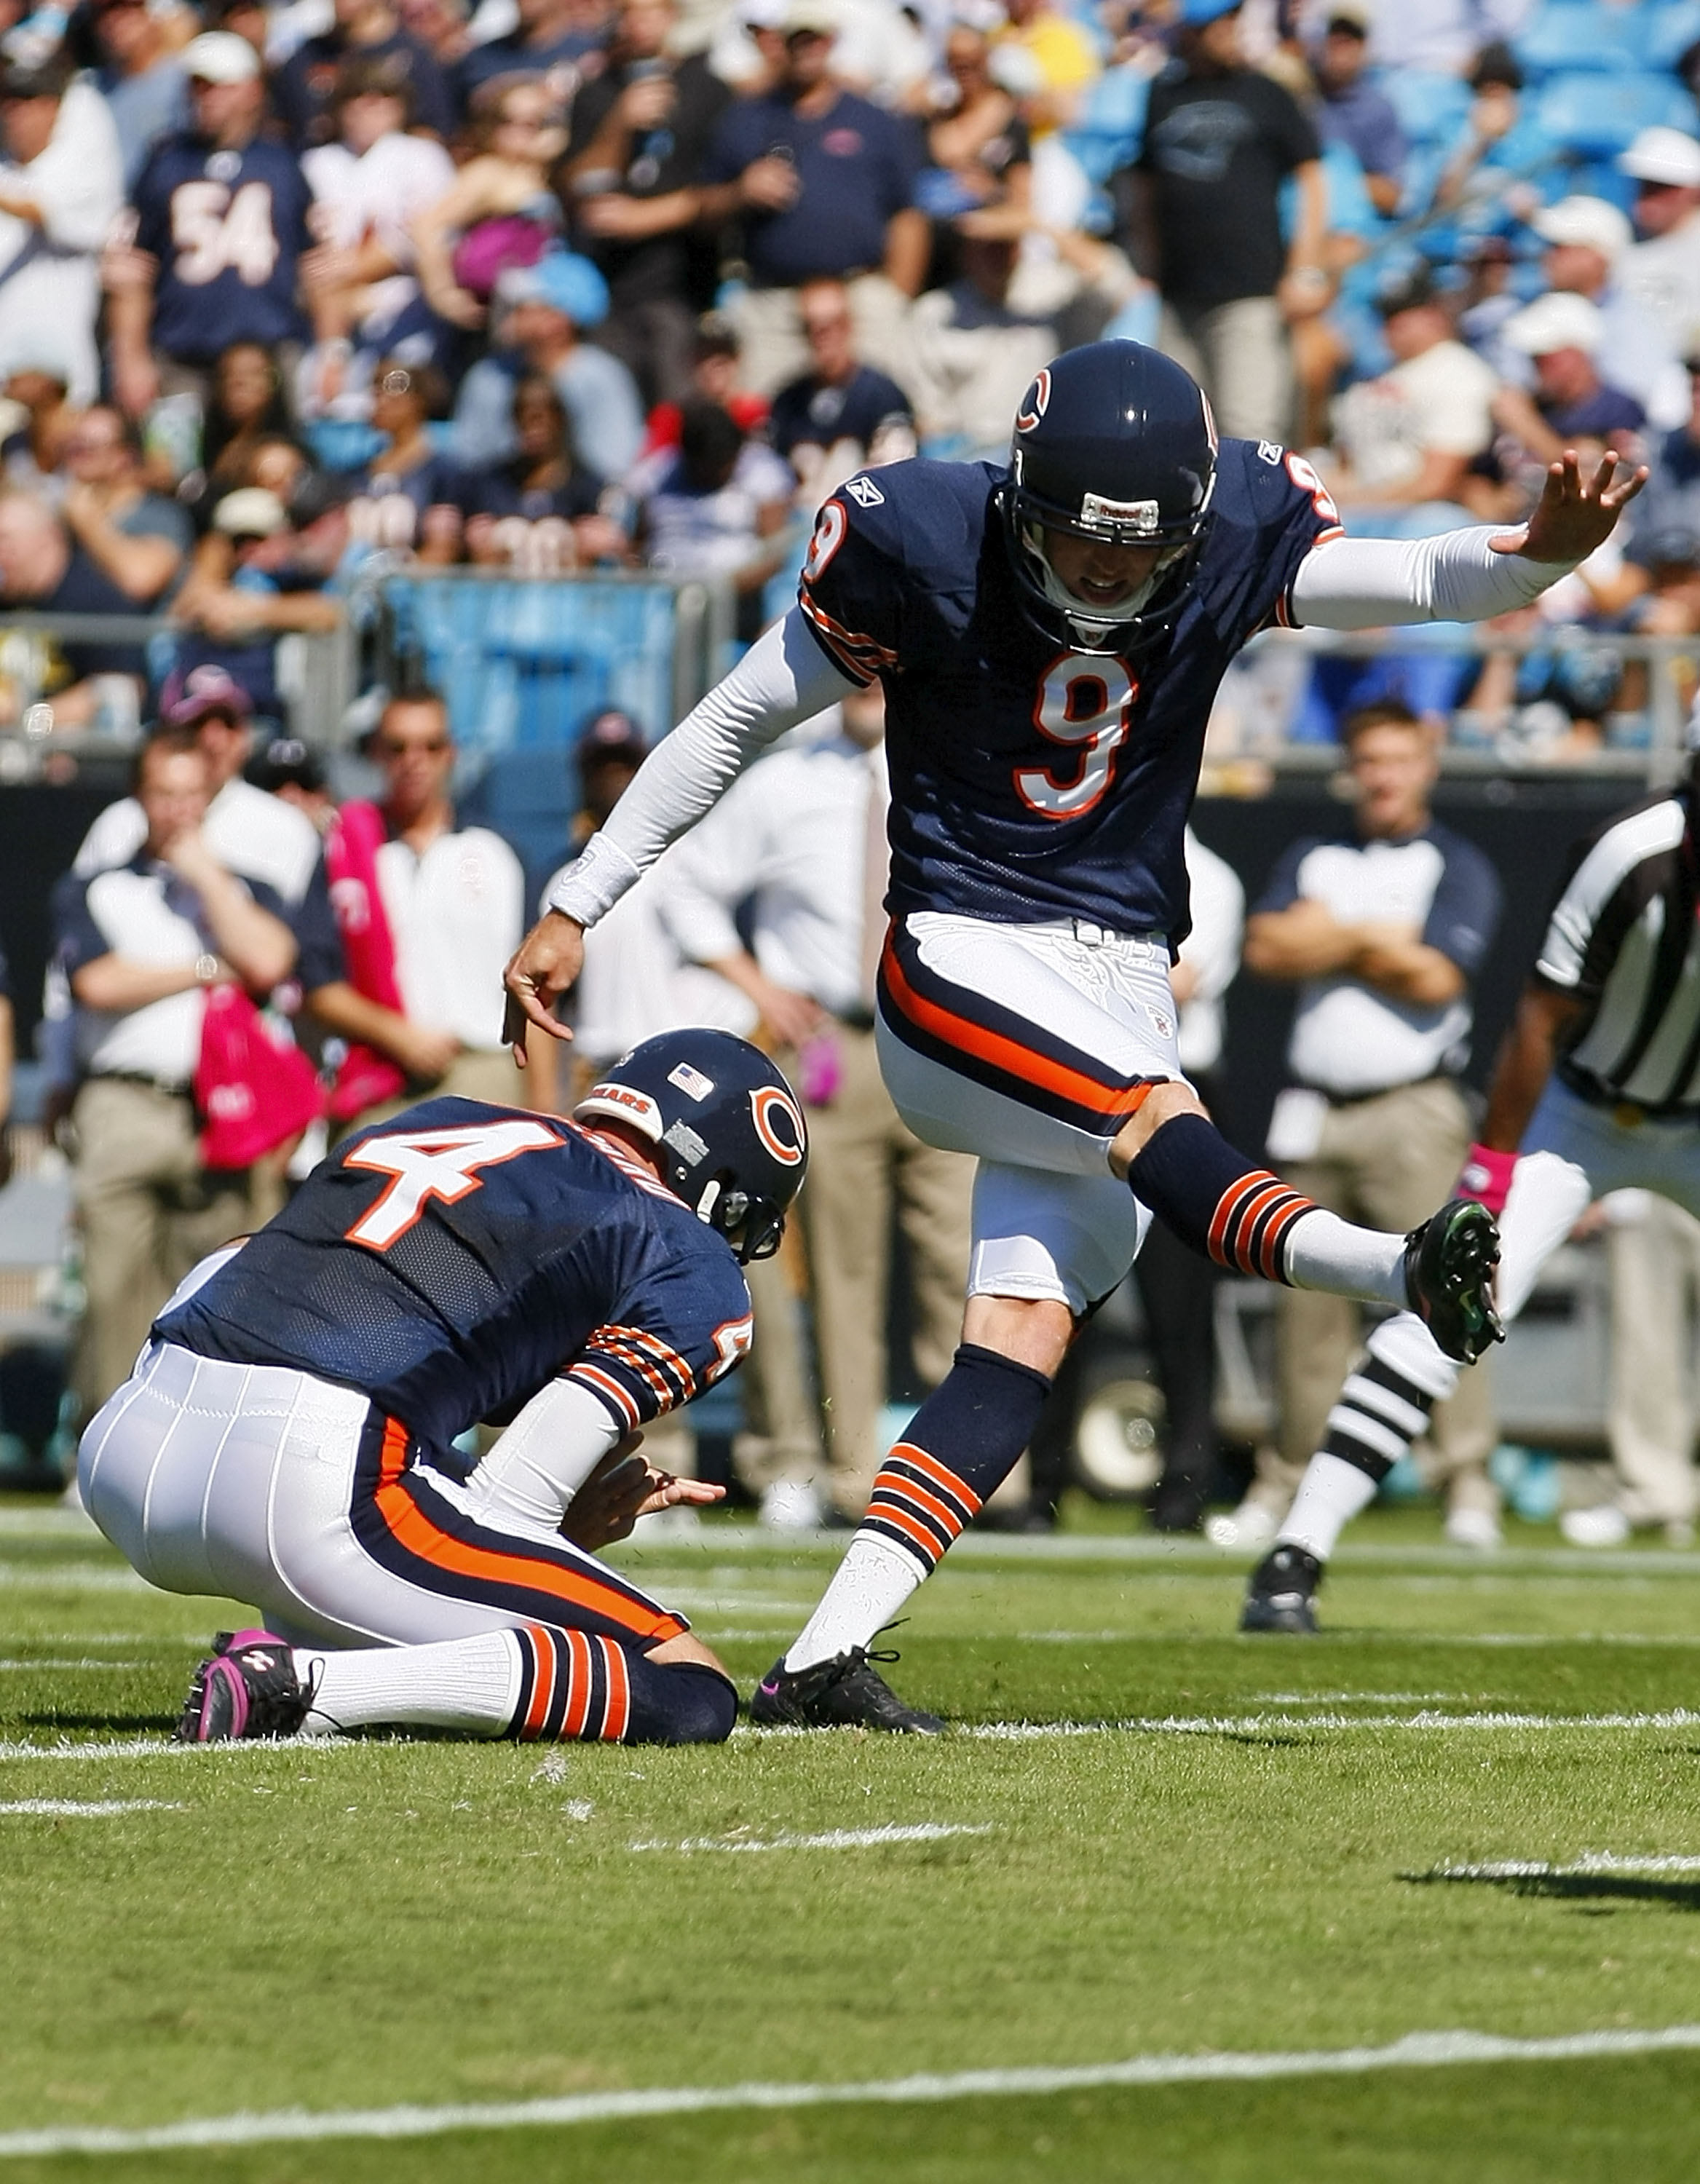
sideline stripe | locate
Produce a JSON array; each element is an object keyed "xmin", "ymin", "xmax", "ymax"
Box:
[
  {"xmin": 6, "ymin": 2025, "xmax": 1700, "ymax": 2158},
  {"xmin": 965, "ymin": 1709, "xmax": 1700, "ymax": 1738},
  {"xmin": 1433, "ymin": 1853, "xmax": 1700, "ymax": 1880},
  {"xmin": 628, "ymin": 1823, "xmax": 994, "ymax": 1855}
]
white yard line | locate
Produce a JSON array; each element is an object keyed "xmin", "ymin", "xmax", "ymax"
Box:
[
  {"xmin": 0, "ymin": 1660, "xmax": 141, "ymax": 1671},
  {"xmin": 0, "ymin": 1800, "xmax": 183, "ymax": 1816},
  {"xmin": 0, "ymin": 1564, "xmax": 146, "ymax": 1591},
  {"xmin": 1433, "ymin": 1853, "xmax": 1700, "ymax": 1880},
  {"xmin": 628, "ymin": 1823, "xmax": 994, "ymax": 1855},
  {"xmin": 962, "ymin": 1709, "xmax": 1700, "ymax": 1738},
  {"xmin": 5, "ymin": 2025, "xmax": 1700, "ymax": 2158}
]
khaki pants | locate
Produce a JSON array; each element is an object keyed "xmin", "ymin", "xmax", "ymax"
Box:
[
  {"xmin": 1606, "ymin": 1195, "xmax": 1700, "ymax": 1527},
  {"xmin": 1252, "ymin": 1077, "xmax": 1497, "ymax": 1518},
  {"xmin": 1157, "ymin": 296, "xmax": 1293, "ymax": 446},
  {"xmin": 793, "ymin": 1024, "xmax": 975, "ymax": 1516},
  {"xmin": 332, "ymin": 1048, "xmax": 526, "ymax": 1143},
  {"xmin": 71, "ymin": 1078, "xmax": 252, "ymax": 1417},
  {"xmin": 729, "ymin": 274, "xmax": 918, "ymax": 400}
]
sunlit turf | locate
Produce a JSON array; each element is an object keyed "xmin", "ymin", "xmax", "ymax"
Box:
[{"xmin": 1, "ymin": 1494, "xmax": 1699, "ymax": 2179}]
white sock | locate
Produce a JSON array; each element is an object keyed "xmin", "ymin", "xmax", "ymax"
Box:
[
  {"xmin": 1277, "ymin": 1452, "xmax": 1380, "ymax": 1563},
  {"xmin": 784, "ymin": 1535, "xmax": 928, "ymax": 1673},
  {"xmin": 1282, "ymin": 1208, "xmax": 1407, "ymax": 1306},
  {"xmin": 296, "ymin": 1631, "xmax": 522, "ymax": 1737}
]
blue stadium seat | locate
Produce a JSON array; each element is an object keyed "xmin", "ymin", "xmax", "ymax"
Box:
[
  {"xmin": 1517, "ymin": 4, "xmax": 1644, "ymax": 76},
  {"xmin": 1535, "ymin": 68, "xmax": 1700, "ymax": 152},
  {"xmin": 1059, "ymin": 65, "xmax": 1147, "ymax": 184},
  {"xmin": 1643, "ymin": 0, "xmax": 1700, "ymax": 71},
  {"xmin": 1374, "ymin": 69, "xmax": 1471, "ymax": 147},
  {"xmin": 454, "ymin": 747, "xmax": 578, "ymax": 914},
  {"xmin": 381, "ymin": 575, "xmax": 683, "ymax": 764}
]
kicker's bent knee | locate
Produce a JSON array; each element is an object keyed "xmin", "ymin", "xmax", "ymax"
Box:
[{"xmin": 1108, "ymin": 1082, "xmax": 1209, "ymax": 1179}]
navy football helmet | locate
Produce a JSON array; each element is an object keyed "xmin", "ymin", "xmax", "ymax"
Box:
[
  {"xmin": 575, "ymin": 1029, "xmax": 808, "ymax": 1263},
  {"xmin": 1000, "ymin": 340, "xmax": 1217, "ymax": 655}
]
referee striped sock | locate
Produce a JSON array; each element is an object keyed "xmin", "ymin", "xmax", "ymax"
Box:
[{"xmin": 1278, "ymin": 1322, "xmax": 1460, "ymax": 1564}]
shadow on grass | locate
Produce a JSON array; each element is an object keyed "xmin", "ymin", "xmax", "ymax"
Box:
[
  {"xmin": 15, "ymin": 1711, "xmax": 173, "ymax": 1733},
  {"xmin": 1404, "ymin": 1869, "xmax": 1700, "ymax": 1912}
]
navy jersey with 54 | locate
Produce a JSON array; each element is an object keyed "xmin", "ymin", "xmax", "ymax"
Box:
[
  {"xmin": 798, "ymin": 440, "xmax": 1341, "ymax": 943},
  {"xmin": 133, "ymin": 136, "xmax": 312, "ymax": 362},
  {"xmin": 155, "ymin": 1099, "xmax": 754, "ymax": 1450}
]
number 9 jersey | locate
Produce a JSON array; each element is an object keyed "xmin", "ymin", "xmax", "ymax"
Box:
[{"xmin": 798, "ymin": 445, "xmax": 1341, "ymax": 946}]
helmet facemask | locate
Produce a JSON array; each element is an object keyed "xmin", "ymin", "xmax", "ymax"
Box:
[{"xmin": 1002, "ymin": 464, "xmax": 1214, "ymax": 657}]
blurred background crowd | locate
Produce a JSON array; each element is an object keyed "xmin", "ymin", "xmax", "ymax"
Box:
[{"xmin": 2, "ymin": 0, "xmax": 1700, "ymax": 1549}]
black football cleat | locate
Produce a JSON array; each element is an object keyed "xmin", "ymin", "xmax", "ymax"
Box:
[
  {"xmin": 1402, "ymin": 1198, "xmax": 1503, "ymax": 1365},
  {"xmin": 749, "ymin": 1646, "xmax": 944, "ymax": 1734},
  {"xmin": 1240, "ymin": 1544, "xmax": 1323, "ymax": 1634},
  {"xmin": 175, "ymin": 1629, "xmax": 316, "ymax": 1743}
]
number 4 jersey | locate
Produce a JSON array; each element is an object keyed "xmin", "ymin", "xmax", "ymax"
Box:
[
  {"xmin": 133, "ymin": 134, "xmax": 312, "ymax": 363},
  {"xmin": 154, "ymin": 1099, "xmax": 754, "ymax": 1450},
  {"xmin": 799, "ymin": 443, "xmax": 1341, "ymax": 944}
]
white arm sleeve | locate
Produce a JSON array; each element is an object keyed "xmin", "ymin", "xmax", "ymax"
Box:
[
  {"xmin": 545, "ymin": 608, "xmax": 860, "ymax": 927},
  {"xmin": 1288, "ymin": 528, "xmax": 1580, "ymax": 631},
  {"xmin": 462, "ymin": 1376, "xmax": 623, "ymax": 1535}
]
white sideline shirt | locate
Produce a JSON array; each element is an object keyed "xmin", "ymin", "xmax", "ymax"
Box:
[
  {"xmin": 540, "ymin": 846, "xmax": 754, "ymax": 1071},
  {"xmin": 660, "ymin": 720, "xmax": 880, "ymax": 1019},
  {"xmin": 377, "ymin": 825, "xmax": 524, "ymax": 1053},
  {"xmin": 76, "ymin": 778, "xmax": 323, "ymax": 906},
  {"xmin": 1175, "ymin": 828, "xmax": 1244, "ymax": 1078}
]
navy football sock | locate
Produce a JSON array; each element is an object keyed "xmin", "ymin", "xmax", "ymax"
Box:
[
  {"xmin": 785, "ymin": 1345, "xmax": 1052, "ymax": 1672},
  {"xmin": 507, "ymin": 1626, "xmax": 737, "ymax": 1744},
  {"xmin": 1126, "ymin": 1113, "xmax": 1317, "ymax": 1283}
]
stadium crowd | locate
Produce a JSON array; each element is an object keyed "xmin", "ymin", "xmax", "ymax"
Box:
[{"xmin": 4, "ymin": 0, "xmax": 1700, "ymax": 1551}]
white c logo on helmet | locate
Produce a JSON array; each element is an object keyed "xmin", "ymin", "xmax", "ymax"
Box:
[
  {"xmin": 751, "ymin": 1086, "xmax": 806, "ymax": 1166},
  {"xmin": 1014, "ymin": 368, "xmax": 1051, "ymax": 434}
]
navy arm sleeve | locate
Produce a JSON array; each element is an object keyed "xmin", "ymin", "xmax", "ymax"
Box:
[
  {"xmin": 50, "ymin": 873, "xmax": 108, "ymax": 975},
  {"xmin": 795, "ymin": 481, "xmax": 906, "ymax": 685},
  {"xmin": 563, "ymin": 1246, "xmax": 754, "ymax": 1431}
]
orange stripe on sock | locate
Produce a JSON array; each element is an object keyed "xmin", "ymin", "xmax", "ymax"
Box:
[
  {"xmin": 599, "ymin": 1637, "xmax": 630, "ymax": 1742},
  {"xmin": 523, "ymin": 1626, "xmax": 555, "ymax": 1741},
  {"xmin": 867, "ymin": 1500, "xmax": 947, "ymax": 1562},
  {"xmin": 1207, "ymin": 1169, "xmax": 1270, "ymax": 1265},
  {"xmin": 880, "ymin": 938, "xmax": 1155, "ymax": 1124},
  {"xmin": 1225, "ymin": 1180, "xmax": 1291, "ymax": 1275},
  {"xmin": 1258, "ymin": 1197, "xmax": 1310, "ymax": 1283},
  {"xmin": 561, "ymin": 1629, "xmax": 592, "ymax": 1738},
  {"xmin": 873, "ymin": 1470, "xmax": 967, "ymax": 1543},
  {"xmin": 888, "ymin": 1444, "xmax": 983, "ymax": 1516}
]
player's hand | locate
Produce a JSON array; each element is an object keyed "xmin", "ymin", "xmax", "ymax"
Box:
[
  {"xmin": 1495, "ymin": 448, "xmax": 1648, "ymax": 565},
  {"xmin": 502, "ymin": 909, "xmax": 584, "ymax": 1064},
  {"xmin": 560, "ymin": 1443, "xmax": 726, "ymax": 1550}
]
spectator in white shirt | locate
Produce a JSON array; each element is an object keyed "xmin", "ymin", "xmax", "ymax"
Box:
[
  {"xmin": 1530, "ymin": 194, "xmax": 1690, "ymax": 435},
  {"xmin": 1618, "ymin": 127, "xmax": 1700, "ymax": 365},
  {"xmin": 663, "ymin": 685, "xmax": 980, "ymax": 1526},
  {"xmin": 1329, "ymin": 266, "xmax": 1498, "ymax": 513},
  {"xmin": 0, "ymin": 54, "xmax": 124, "ymax": 403},
  {"xmin": 305, "ymin": 687, "xmax": 526, "ymax": 1131},
  {"xmin": 297, "ymin": 51, "xmax": 456, "ymax": 418}
]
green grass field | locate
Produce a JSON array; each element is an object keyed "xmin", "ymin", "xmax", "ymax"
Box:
[{"xmin": 3, "ymin": 1495, "xmax": 1700, "ymax": 2179}]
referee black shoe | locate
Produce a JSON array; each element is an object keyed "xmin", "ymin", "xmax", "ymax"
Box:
[
  {"xmin": 750, "ymin": 1646, "xmax": 944, "ymax": 1734},
  {"xmin": 1240, "ymin": 1545, "xmax": 1322, "ymax": 1634},
  {"xmin": 1401, "ymin": 1198, "xmax": 1503, "ymax": 1364}
]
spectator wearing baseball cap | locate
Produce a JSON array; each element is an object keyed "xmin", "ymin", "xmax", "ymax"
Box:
[
  {"xmin": 109, "ymin": 35, "xmax": 315, "ymax": 423},
  {"xmin": 449, "ymin": 248, "xmax": 647, "ymax": 480},
  {"xmin": 1619, "ymin": 128, "xmax": 1700, "ymax": 363},
  {"xmin": 1329, "ymin": 266, "xmax": 1498, "ymax": 513},
  {"xmin": 1493, "ymin": 290, "xmax": 1646, "ymax": 478},
  {"xmin": 1128, "ymin": 0, "xmax": 1325, "ymax": 441},
  {"xmin": 73, "ymin": 670, "xmax": 323, "ymax": 909},
  {"xmin": 1310, "ymin": 2, "xmax": 1406, "ymax": 218},
  {"xmin": 1530, "ymin": 194, "xmax": 1689, "ymax": 434},
  {"xmin": 0, "ymin": 51, "xmax": 122, "ymax": 403}
]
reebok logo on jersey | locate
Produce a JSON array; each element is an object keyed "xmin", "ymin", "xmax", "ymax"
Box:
[
  {"xmin": 1257, "ymin": 441, "xmax": 1282, "ymax": 464},
  {"xmin": 845, "ymin": 475, "xmax": 885, "ymax": 508}
]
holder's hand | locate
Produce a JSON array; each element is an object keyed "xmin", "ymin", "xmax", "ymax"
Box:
[{"xmin": 502, "ymin": 909, "xmax": 584, "ymax": 1064}]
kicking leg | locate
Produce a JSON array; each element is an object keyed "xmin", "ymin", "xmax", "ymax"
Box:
[
  {"xmin": 1111, "ymin": 1093, "xmax": 1501, "ymax": 1366},
  {"xmin": 1241, "ymin": 1148, "xmax": 1594, "ymax": 1632}
]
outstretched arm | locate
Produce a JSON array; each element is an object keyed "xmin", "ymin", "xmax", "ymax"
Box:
[
  {"xmin": 1479, "ymin": 981, "xmax": 1585, "ymax": 1154},
  {"xmin": 502, "ymin": 608, "xmax": 858, "ymax": 1053},
  {"xmin": 1290, "ymin": 451, "xmax": 1647, "ymax": 630}
]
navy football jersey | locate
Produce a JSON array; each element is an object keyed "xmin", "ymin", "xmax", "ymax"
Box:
[
  {"xmin": 796, "ymin": 443, "xmax": 1342, "ymax": 943},
  {"xmin": 155, "ymin": 1099, "xmax": 754, "ymax": 1448},
  {"xmin": 133, "ymin": 135, "xmax": 312, "ymax": 361}
]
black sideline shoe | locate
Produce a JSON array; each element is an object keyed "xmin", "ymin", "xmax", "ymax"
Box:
[
  {"xmin": 749, "ymin": 1646, "xmax": 944, "ymax": 1734},
  {"xmin": 1240, "ymin": 1544, "xmax": 1323, "ymax": 1634},
  {"xmin": 1402, "ymin": 1198, "xmax": 1503, "ymax": 1365}
]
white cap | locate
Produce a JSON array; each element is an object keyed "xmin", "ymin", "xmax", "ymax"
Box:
[
  {"xmin": 1502, "ymin": 289, "xmax": 1605, "ymax": 357},
  {"xmin": 1532, "ymin": 194, "xmax": 1632, "ymax": 261},
  {"xmin": 182, "ymin": 31, "xmax": 261, "ymax": 84},
  {"xmin": 1619, "ymin": 125, "xmax": 1700, "ymax": 189}
]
